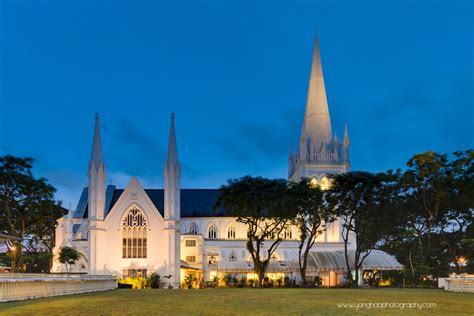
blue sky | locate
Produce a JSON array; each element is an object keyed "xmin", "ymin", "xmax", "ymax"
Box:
[{"xmin": 0, "ymin": 0, "xmax": 472, "ymax": 209}]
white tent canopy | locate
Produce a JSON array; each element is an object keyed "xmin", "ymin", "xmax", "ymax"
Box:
[
  {"xmin": 308, "ymin": 250, "xmax": 403, "ymax": 272},
  {"xmin": 217, "ymin": 260, "xmax": 300, "ymax": 273},
  {"xmin": 214, "ymin": 250, "xmax": 402, "ymax": 274}
]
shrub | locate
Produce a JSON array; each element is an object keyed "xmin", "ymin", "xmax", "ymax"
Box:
[
  {"xmin": 184, "ymin": 274, "xmax": 197, "ymax": 289},
  {"xmin": 277, "ymin": 277, "xmax": 283, "ymax": 287},
  {"xmin": 118, "ymin": 277, "xmax": 149, "ymax": 289},
  {"xmin": 223, "ymin": 273, "xmax": 233, "ymax": 286},
  {"xmin": 148, "ymin": 273, "xmax": 161, "ymax": 289},
  {"xmin": 212, "ymin": 275, "xmax": 219, "ymax": 287}
]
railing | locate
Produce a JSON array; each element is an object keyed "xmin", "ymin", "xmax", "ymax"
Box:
[
  {"xmin": 444, "ymin": 277, "xmax": 474, "ymax": 293},
  {"xmin": 0, "ymin": 274, "xmax": 117, "ymax": 302},
  {"xmin": 0, "ymin": 273, "xmax": 112, "ymax": 281}
]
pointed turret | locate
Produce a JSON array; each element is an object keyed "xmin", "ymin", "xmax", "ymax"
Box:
[
  {"xmin": 88, "ymin": 113, "xmax": 106, "ymax": 221},
  {"xmin": 164, "ymin": 113, "xmax": 181, "ymax": 288},
  {"xmin": 164, "ymin": 112, "xmax": 180, "ymax": 221},
  {"xmin": 89, "ymin": 113, "xmax": 104, "ymax": 172},
  {"xmin": 300, "ymin": 36, "xmax": 332, "ymax": 156},
  {"xmin": 342, "ymin": 124, "xmax": 350, "ymax": 163},
  {"xmin": 165, "ymin": 113, "xmax": 179, "ymax": 167},
  {"xmin": 343, "ymin": 124, "xmax": 350, "ymax": 147}
]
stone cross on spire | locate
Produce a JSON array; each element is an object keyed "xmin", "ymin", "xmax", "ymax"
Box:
[{"xmin": 300, "ymin": 36, "xmax": 332, "ymax": 151}]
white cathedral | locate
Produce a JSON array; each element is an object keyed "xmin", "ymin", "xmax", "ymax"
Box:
[{"xmin": 52, "ymin": 37, "xmax": 401, "ymax": 287}]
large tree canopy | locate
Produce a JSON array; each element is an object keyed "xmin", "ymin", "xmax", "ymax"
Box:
[
  {"xmin": 288, "ymin": 178, "xmax": 334, "ymax": 287},
  {"xmin": 0, "ymin": 155, "xmax": 66, "ymax": 271},
  {"xmin": 214, "ymin": 176, "xmax": 294, "ymax": 287},
  {"xmin": 326, "ymin": 171, "xmax": 402, "ymax": 287},
  {"xmin": 393, "ymin": 150, "xmax": 474, "ymax": 283}
]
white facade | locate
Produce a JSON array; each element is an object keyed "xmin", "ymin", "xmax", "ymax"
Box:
[{"xmin": 51, "ymin": 37, "xmax": 365, "ymax": 287}]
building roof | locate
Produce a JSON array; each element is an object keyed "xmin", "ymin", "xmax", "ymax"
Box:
[{"xmin": 73, "ymin": 186, "xmax": 226, "ymax": 219}]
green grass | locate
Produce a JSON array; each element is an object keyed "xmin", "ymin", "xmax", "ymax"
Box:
[{"xmin": 0, "ymin": 288, "xmax": 472, "ymax": 315}]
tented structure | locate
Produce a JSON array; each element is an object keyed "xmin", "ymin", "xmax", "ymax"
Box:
[
  {"xmin": 307, "ymin": 250, "xmax": 403, "ymax": 272},
  {"xmin": 212, "ymin": 250, "xmax": 402, "ymax": 274}
]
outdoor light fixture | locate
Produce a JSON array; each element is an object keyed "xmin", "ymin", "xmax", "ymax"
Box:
[{"xmin": 457, "ymin": 256, "xmax": 467, "ymax": 266}]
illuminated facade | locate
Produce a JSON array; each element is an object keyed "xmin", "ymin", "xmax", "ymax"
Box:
[{"xmin": 52, "ymin": 37, "xmax": 399, "ymax": 287}]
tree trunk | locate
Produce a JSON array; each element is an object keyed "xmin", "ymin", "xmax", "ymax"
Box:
[
  {"xmin": 258, "ymin": 270, "xmax": 265, "ymax": 287},
  {"xmin": 409, "ymin": 247, "xmax": 416, "ymax": 287},
  {"xmin": 354, "ymin": 268, "xmax": 359, "ymax": 288}
]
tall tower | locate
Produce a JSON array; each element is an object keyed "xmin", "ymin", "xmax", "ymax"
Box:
[
  {"xmin": 88, "ymin": 113, "xmax": 106, "ymax": 274},
  {"xmin": 289, "ymin": 36, "xmax": 350, "ymax": 185},
  {"xmin": 164, "ymin": 113, "xmax": 181, "ymax": 288}
]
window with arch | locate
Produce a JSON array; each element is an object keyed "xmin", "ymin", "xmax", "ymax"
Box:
[
  {"xmin": 284, "ymin": 228, "xmax": 292, "ymax": 239},
  {"xmin": 320, "ymin": 177, "xmax": 330, "ymax": 190},
  {"xmin": 227, "ymin": 226, "xmax": 236, "ymax": 239},
  {"xmin": 189, "ymin": 223, "xmax": 198, "ymax": 235},
  {"xmin": 208, "ymin": 225, "xmax": 217, "ymax": 239},
  {"xmin": 122, "ymin": 207, "xmax": 147, "ymax": 258},
  {"xmin": 310, "ymin": 178, "xmax": 318, "ymax": 188},
  {"xmin": 229, "ymin": 252, "xmax": 237, "ymax": 261}
]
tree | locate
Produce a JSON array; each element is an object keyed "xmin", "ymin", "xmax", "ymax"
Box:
[
  {"xmin": 214, "ymin": 176, "xmax": 294, "ymax": 287},
  {"xmin": 326, "ymin": 171, "xmax": 401, "ymax": 287},
  {"xmin": 288, "ymin": 178, "xmax": 334, "ymax": 287},
  {"xmin": 58, "ymin": 246, "xmax": 83, "ymax": 272},
  {"xmin": 28, "ymin": 201, "xmax": 67, "ymax": 269},
  {"xmin": 402, "ymin": 152, "xmax": 450, "ymax": 248},
  {"xmin": 0, "ymin": 155, "xmax": 66, "ymax": 271},
  {"xmin": 399, "ymin": 151, "xmax": 474, "ymax": 279}
]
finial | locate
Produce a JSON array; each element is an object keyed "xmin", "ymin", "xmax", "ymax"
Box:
[
  {"xmin": 171, "ymin": 112, "xmax": 175, "ymax": 120},
  {"xmin": 95, "ymin": 113, "xmax": 99, "ymax": 120}
]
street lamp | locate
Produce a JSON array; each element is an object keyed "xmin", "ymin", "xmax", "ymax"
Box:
[{"xmin": 456, "ymin": 256, "xmax": 468, "ymax": 273}]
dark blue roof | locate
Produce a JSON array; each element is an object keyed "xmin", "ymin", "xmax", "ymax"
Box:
[{"xmin": 74, "ymin": 186, "xmax": 226, "ymax": 219}]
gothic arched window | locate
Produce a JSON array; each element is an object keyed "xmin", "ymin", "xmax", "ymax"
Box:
[
  {"xmin": 284, "ymin": 228, "xmax": 292, "ymax": 239},
  {"xmin": 122, "ymin": 207, "xmax": 147, "ymax": 258},
  {"xmin": 189, "ymin": 223, "xmax": 198, "ymax": 235},
  {"xmin": 208, "ymin": 225, "xmax": 217, "ymax": 239},
  {"xmin": 227, "ymin": 226, "xmax": 236, "ymax": 239}
]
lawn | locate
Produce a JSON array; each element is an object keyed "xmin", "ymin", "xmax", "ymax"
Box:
[{"xmin": 0, "ymin": 288, "xmax": 473, "ymax": 315}]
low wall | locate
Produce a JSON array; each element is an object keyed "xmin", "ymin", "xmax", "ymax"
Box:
[
  {"xmin": 0, "ymin": 274, "xmax": 117, "ymax": 302},
  {"xmin": 443, "ymin": 277, "xmax": 474, "ymax": 293}
]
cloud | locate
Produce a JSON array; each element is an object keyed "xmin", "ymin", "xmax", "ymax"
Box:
[
  {"xmin": 351, "ymin": 74, "xmax": 474, "ymax": 172},
  {"xmin": 211, "ymin": 107, "xmax": 301, "ymax": 171},
  {"xmin": 110, "ymin": 118, "xmax": 166, "ymax": 178},
  {"xmin": 108, "ymin": 118, "xmax": 202, "ymax": 185}
]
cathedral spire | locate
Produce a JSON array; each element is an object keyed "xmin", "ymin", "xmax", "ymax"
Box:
[
  {"xmin": 300, "ymin": 36, "xmax": 332, "ymax": 151},
  {"xmin": 166, "ymin": 113, "xmax": 179, "ymax": 166},
  {"xmin": 89, "ymin": 113, "xmax": 104, "ymax": 171}
]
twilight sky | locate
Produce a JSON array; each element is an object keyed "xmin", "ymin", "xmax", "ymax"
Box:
[{"xmin": 0, "ymin": 0, "xmax": 473, "ymax": 209}]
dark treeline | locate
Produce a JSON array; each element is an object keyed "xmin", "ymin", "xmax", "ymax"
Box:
[
  {"xmin": 216, "ymin": 150, "xmax": 474, "ymax": 287},
  {"xmin": 0, "ymin": 155, "xmax": 67, "ymax": 272}
]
